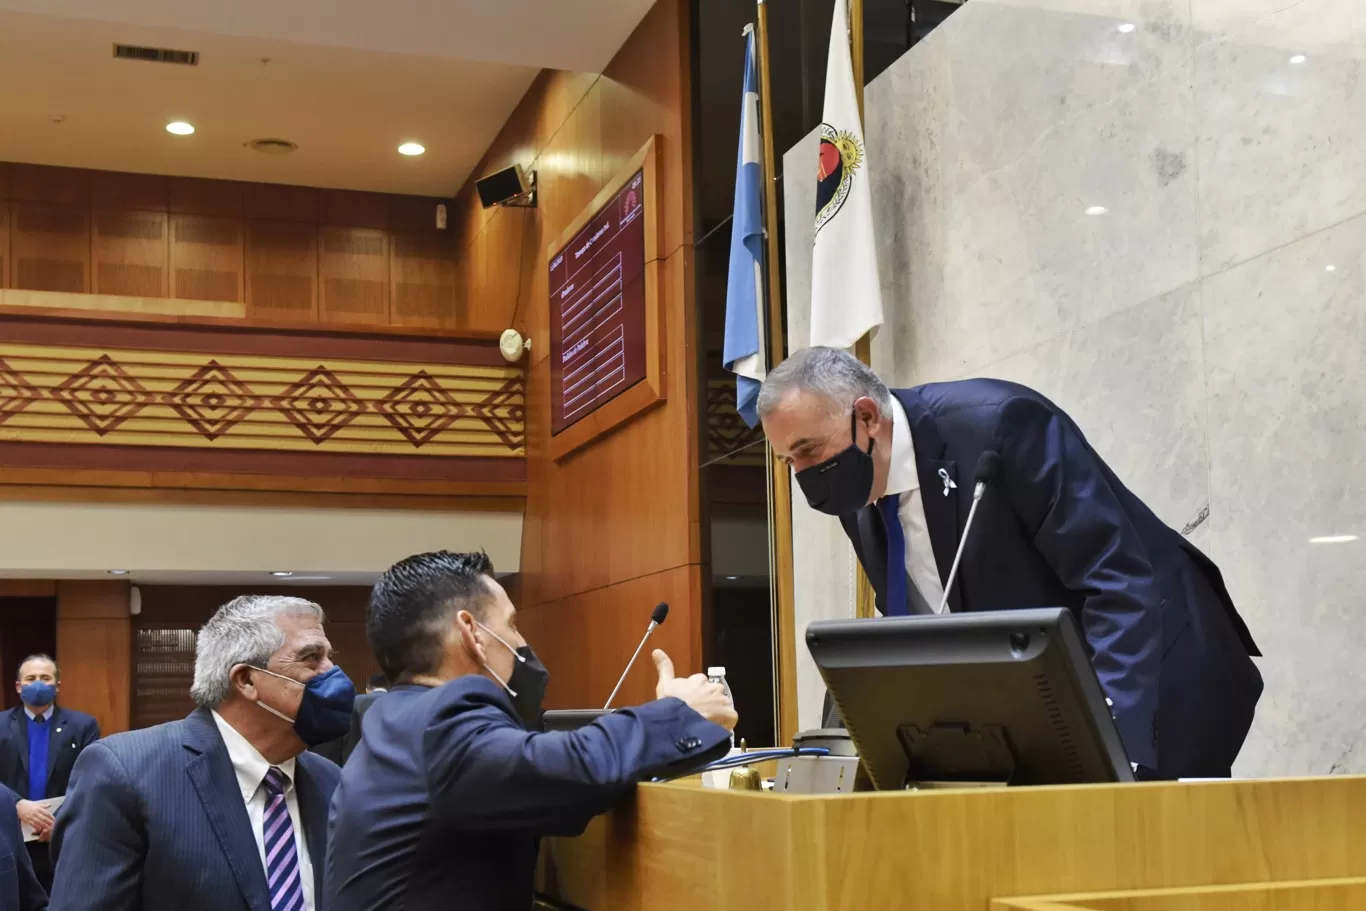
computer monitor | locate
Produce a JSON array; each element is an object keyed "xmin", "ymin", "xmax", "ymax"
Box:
[{"xmin": 806, "ymin": 607, "xmax": 1133, "ymax": 789}]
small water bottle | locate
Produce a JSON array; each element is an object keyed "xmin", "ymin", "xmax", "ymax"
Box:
[{"xmin": 707, "ymin": 666, "xmax": 736, "ymax": 748}]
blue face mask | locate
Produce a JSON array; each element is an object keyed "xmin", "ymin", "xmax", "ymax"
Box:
[
  {"xmin": 20, "ymin": 681, "xmax": 56, "ymax": 708},
  {"xmin": 250, "ymin": 665, "xmax": 356, "ymax": 747}
]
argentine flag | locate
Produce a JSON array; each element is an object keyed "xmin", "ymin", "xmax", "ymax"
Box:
[{"xmin": 723, "ymin": 25, "xmax": 767, "ymax": 429}]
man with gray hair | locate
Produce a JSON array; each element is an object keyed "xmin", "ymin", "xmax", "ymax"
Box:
[
  {"xmin": 760, "ymin": 346, "xmax": 1262, "ymax": 780},
  {"xmin": 48, "ymin": 595, "xmax": 353, "ymax": 911}
]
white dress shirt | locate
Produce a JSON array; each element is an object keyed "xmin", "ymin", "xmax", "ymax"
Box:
[
  {"xmin": 210, "ymin": 710, "xmax": 315, "ymax": 911},
  {"xmin": 883, "ymin": 395, "xmax": 947, "ymax": 613}
]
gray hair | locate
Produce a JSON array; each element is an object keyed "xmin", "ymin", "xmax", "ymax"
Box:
[
  {"xmin": 190, "ymin": 595, "xmax": 325, "ymax": 708},
  {"xmin": 756, "ymin": 346, "xmax": 892, "ymax": 420}
]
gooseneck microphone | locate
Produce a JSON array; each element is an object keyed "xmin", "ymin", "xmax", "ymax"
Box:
[
  {"xmin": 936, "ymin": 451, "xmax": 1002, "ymax": 614},
  {"xmin": 603, "ymin": 602, "xmax": 670, "ymax": 709}
]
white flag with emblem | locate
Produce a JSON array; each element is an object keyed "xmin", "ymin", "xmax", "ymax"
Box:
[{"xmin": 809, "ymin": 0, "xmax": 884, "ymax": 349}]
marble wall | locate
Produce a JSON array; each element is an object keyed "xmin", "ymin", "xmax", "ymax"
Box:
[{"xmin": 783, "ymin": 0, "xmax": 1366, "ymax": 775}]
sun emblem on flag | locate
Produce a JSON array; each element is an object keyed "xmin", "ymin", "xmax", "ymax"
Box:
[{"xmin": 814, "ymin": 124, "xmax": 865, "ymax": 235}]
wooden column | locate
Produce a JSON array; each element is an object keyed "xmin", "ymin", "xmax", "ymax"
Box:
[{"xmin": 56, "ymin": 580, "xmax": 131, "ymax": 736}]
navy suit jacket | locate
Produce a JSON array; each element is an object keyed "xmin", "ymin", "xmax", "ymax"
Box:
[
  {"xmin": 0, "ymin": 785, "xmax": 46, "ymax": 911},
  {"xmin": 839, "ymin": 381, "xmax": 1262, "ymax": 777},
  {"xmin": 0, "ymin": 707, "xmax": 100, "ymax": 802},
  {"xmin": 326, "ymin": 677, "xmax": 731, "ymax": 911},
  {"xmin": 47, "ymin": 708, "xmax": 340, "ymax": 911}
]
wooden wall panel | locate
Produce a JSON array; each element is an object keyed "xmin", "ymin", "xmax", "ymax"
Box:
[
  {"xmin": 449, "ymin": 0, "xmax": 699, "ymax": 675},
  {"xmin": 93, "ymin": 209, "xmax": 169, "ymax": 297},
  {"xmin": 12, "ymin": 202, "xmax": 90, "ymax": 293},
  {"xmin": 324, "ymin": 190, "xmax": 389, "ymax": 230},
  {"xmin": 170, "ymin": 214, "xmax": 244, "ymax": 302},
  {"xmin": 9, "ymin": 164, "xmax": 91, "ymax": 206},
  {"xmin": 56, "ymin": 580, "xmax": 131, "ymax": 736},
  {"xmin": 246, "ymin": 183, "xmax": 320, "ymax": 223},
  {"xmin": 92, "ymin": 171, "xmax": 168, "ymax": 212},
  {"xmin": 0, "ymin": 200, "xmax": 8, "ymax": 289},
  {"xmin": 390, "ymin": 231, "xmax": 454, "ymax": 328},
  {"xmin": 1, "ymin": 167, "xmax": 479, "ymax": 328},
  {"xmin": 246, "ymin": 220, "xmax": 318, "ymax": 320},
  {"xmin": 517, "ymin": 564, "xmax": 703, "ymax": 710},
  {"xmin": 168, "ymin": 177, "xmax": 244, "ymax": 218},
  {"xmin": 320, "ymin": 226, "xmax": 389, "ymax": 324}
]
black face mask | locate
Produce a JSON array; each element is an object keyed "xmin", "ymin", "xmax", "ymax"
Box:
[
  {"xmin": 510, "ymin": 645, "xmax": 550, "ymax": 730},
  {"xmin": 795, "ymin": 410, "xmax": 876, "ymax": 516}
]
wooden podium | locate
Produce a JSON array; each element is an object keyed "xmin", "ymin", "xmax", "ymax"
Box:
[{"xmin": 538, "ymin": 775, "xmax": 1366, "ymax": 910}]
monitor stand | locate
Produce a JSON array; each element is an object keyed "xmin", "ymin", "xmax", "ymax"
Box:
[{"xmin": 898, "ymin": 722, "xmax": 1017, "ymax": 789}]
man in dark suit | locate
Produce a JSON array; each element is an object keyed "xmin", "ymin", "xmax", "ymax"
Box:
[
  {"xmin": 0, "ymin": 655, "xmax": 99, "ymax": 891},
  {"xmin": 49, "ymin": 595, "xmax": 353, "ymax": 911},
  {"xmin": 326, "ymin": 551, "xmax": 736, "ymax": 911},
  {"xmin": 0, "ymin": 784, "xmax": 47, "ymax": 911},
  {"xmin": 759, "ymin": 347, "xmax": 1262, "ymax": 780}
]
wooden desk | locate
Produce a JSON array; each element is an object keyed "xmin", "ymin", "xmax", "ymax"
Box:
[{"xmin": 538, "ymin": 776, "xmax": 1366, "ymax": 910}]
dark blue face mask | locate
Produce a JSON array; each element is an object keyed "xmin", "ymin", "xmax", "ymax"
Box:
[
  {"xmin": 251, "ymin": 665, "xmax": 357, "ymax": 747},
  {"xmin": 20, "ymin": 681, "xmax": 57, "ymax": 708}
]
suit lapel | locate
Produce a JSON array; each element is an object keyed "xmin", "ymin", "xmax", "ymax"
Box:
[
  {"xmin": 182, "ymin": 709, "xmax": 273, "ymax": 911},
  {"xmin": 45, "ymin": 706, "xmax": 63, "ymax": 782},
  {"xmin": 293, "ymin": 758, "xmax": 330, "ymax": 885},
  {"xmin": 895, "ymin": 388, "xmax": 964, "ymax": 612},
  {"xmin": 9, "ymin": 709, "xmax": 29, "ymax": 780}
]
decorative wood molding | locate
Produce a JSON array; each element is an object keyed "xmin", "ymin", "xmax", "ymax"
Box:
[
  {"xmin": 0, "ymin": 288, "xmax": 245, "ymax": 319},
  {"xmin": 0, "ymin": 310, "xmax": 525, "ymax": 488}
]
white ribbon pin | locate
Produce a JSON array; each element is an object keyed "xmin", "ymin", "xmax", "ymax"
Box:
[{"xmin": 938, "ymin": 467, "xmax": 957, "ymax": 497}]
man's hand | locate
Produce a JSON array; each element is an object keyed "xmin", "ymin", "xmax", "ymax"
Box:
[
  {"xmin": 16, "ymin": 798, "xmax": 55, "ymax": 837},
  {"xmin": 653, "ymin": 649, "xmax": 738, "ymax": 731}
]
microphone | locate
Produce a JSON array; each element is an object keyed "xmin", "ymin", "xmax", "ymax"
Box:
[
  {"xmin": 935, "ymin": 451, "xmax": 1002, "ymax": 614},
  {"xmin": 603, "ymin": 602, "xmax": 670, "ymax": 709}
]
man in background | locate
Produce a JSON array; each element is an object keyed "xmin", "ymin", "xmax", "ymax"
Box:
[
  {"xmin": 49, "ymin": 596, "xmax": 353, "ymax": 911},
  {"xmin": 0, "ymin": 655, "xmax": 99, "ymax": 891},
  {"xmin": 0, "ymin": 783, "xmax": 47, "ymax": 910},
  {"xmin": 327, "ymin": 551, "xmax": 736, "ymax": 911}
]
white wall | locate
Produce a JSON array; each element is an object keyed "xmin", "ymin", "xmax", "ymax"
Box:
[
  {"xmin": 783, "ymin": 0, "xmax": 1366, "ymax": 773},
  {"xmin": 0, "ymin": 502, "xmax": 522, "ymax": 578}
]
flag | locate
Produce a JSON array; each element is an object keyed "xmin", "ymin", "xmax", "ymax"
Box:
[
  {"xmin": 810, "ymin": 0, "xmax": 883, "ymax": 349},
  {"xmin": 723, "ymin": 25, "xmax": 767, "ymax": 429}
]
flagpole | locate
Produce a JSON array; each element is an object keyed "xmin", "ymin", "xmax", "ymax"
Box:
[
  {"xmin": 845, "ymin": 0, "xmax": 879, "ymax": 620},
  {"xmin": 754, "ymin": 0, "xmax": 799, "ymax": 747}
]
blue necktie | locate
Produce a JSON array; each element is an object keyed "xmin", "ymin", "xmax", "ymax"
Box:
[
  {"xmin": 262, "ymin": 767, "xmax": 305, "ymax": 911},
  {"xmin": 877, "ymin": 494, "xmax": 909, "ymax": 616}
]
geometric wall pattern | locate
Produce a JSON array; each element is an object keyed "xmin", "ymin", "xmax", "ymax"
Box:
[
  {"xmin": 0, "ymin": 343, "xmax": 524, "ymax": 458},
  {"xmin": 705, "ymin": 376, "xmax": 765, "ymax": 467}
]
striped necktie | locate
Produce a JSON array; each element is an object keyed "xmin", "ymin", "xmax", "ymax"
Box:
[{"xmin": 262, "ymin": 766, "xmax": 305, "ymax": 911}]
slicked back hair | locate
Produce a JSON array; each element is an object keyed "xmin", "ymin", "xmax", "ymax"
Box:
[{"xmin": 367, "ymin": 551, "xmax": 496, "ymax": 682}]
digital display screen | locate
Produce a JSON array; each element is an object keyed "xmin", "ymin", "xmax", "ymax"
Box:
[{"xmin": 548, "ymin": 169, "xmax": 647, "ymax": 435}]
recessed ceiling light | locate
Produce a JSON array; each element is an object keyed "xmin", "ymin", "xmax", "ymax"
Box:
[
  {"xmin": 1325, "ymin": 264, "xmax": 1337, "ymax": 272},
  {"xmin": 1117, "ymin": 23, "xmax": 1136, "ymax": 33},
  {"xmin": 1289, "ymin": 54, "xmax": 1307, "ymax": 64},
  {"xmin": 398, "ymin": 141, "xmax": 426, "ymax": 157},
  {"xmin": 108, "ymin": 569, "xmax": 130, "ymax": 575},
  {"xmin": 1085, "ymin": 205, "xmax": 1109, "ymax": 216},
  {"xmin": 165, "ymin": 120, "xmax": 195, "ymax": 136},
  {"xmin": 1309, "ymin": 535, "xmax": 1357, "ymax": 544},
  {"xmin": 724, "ymin": 575, "xmax": 742, "ymax": 581},
  {"xmin": 270, "ymin": 571, "xmax": 294, "ymax": 577}
]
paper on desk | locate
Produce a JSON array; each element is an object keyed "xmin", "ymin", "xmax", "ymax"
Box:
[{"xmin": 20, "ymin": 795, "xmax": 63, "ymax": 842}]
